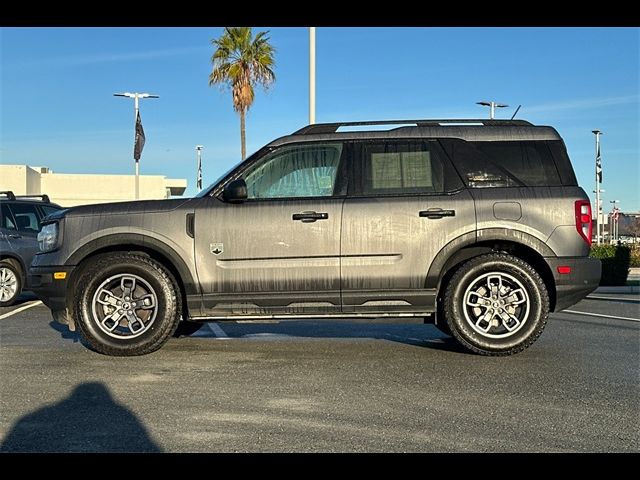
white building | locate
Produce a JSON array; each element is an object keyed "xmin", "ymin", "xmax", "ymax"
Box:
[{"xmin": 0, "ymin": 164, "xmax": 187, "ymax": 207}]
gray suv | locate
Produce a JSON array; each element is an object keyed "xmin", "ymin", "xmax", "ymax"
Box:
[
  {"xmin": 29, "ymin": 119, "xmax": 601, "ymax": 356},
  {"xmin": 0, "ymin": 192, "xmax": 62, "ymax": 306}
]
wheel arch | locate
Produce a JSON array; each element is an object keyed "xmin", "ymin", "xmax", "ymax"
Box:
[
  {"xmin": 429, "ymin": 229, "xmax": 557, "ymax": 312},
  {"xmin": 0, "ymin": 254, "xmax": 26, "ymax": 282},
  {"xmin": 66, "ymin": 235, "xmax": 200, "ymax": 318}
]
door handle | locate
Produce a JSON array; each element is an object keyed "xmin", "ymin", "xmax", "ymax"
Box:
[
  {"xmin": 419, "ymin": 209, "xmax": 456, "ymax": 219},
  {"xmin": 292, "ymin": 211, "xmax": 329, "ymax": 223},
  {"xmin": 8, "ymin": 234, "xmax": 22, "ymax": 239}
]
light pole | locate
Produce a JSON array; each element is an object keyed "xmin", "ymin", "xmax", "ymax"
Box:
[
  {"xmin": 195, "ymin": 145, "xmax": 204, "ymax": 191},
  {"xmin": 114, "ymin": 92, "xmax": 159, "ymax": 200},
  {"xmin": 476, "ymin": 101, "xmax": 509, "ymax": 119},
  {"xmin": 592, "ymin": 129, "xmax": 603, "ymax": 244},
  {"xmin": 610, "ymin": 200, "xmax": 620, "ymax": 243},
  {"xmin": 309, "ymin": 27, "xmax": 316, "ymax": 125}
]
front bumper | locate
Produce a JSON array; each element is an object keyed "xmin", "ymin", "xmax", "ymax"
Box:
[
  {"xmin": 546, "ymin": 257, "xmax": 601, "ymax": 311},
  {"xmin": 28, "ymin": 266, "xmax": 74, "ymax": 311}
]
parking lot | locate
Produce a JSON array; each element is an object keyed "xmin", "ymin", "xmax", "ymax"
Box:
[{"xmin": 0, "ymin": 292, "xmax": 638, "ymax": 452}]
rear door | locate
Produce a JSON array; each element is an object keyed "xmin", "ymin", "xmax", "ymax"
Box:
[
  {"xmin": 1, "ymin": 202, "xmax": 41, "ymax": 271},
  {"xmin": 340, "ymin": 139, "xmax": 475, "ymax": 313}
]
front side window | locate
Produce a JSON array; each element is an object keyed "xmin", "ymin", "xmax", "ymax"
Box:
[{"xmin": 241, "ymin": 143, "xmax": 343, "ymax": 199}]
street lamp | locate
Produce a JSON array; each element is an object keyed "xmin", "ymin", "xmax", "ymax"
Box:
[
  {"xmin": 113, "ymin": 92, "xmax": 159, "ymax": 200},
  {"xmin": 309, "ymin": 27, "xmax": 316, "ymax": 125},
  {"xmin": 476, "ymin": 101, "xmax": 509, "ymax": 119},
  {"xmin": 195, "ymin": 145, "xmax": 204, "ymax": 191}
]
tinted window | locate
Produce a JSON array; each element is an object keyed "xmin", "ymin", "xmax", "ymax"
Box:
[
  {"xmin": 242, "ymin": 143, "xmax": 343, "ymax": 199},
  {"xmin": 440, "ymin": 139, "xmax": 519, "ymax": 188},
  {"xmin": 356, "ymin": 141, "xmax": 461, "ymax": 195},
  {"xmin": 40, "ymin": 205, "xmax": 60, "ymax": 216},
  {"xmin": 547, "ymin": 140, "xmax": 578, "ymax": 186},
  {"xmin": 8, "ymin": 203, "xmax": 40, "ymax": 232},
  {"xmin": 1, "ymin": 204, "xmax": 17, "ymax": 230},
  {"xmin": 473, "ymin": 141, "xmax": 561, "ymax": 186}
]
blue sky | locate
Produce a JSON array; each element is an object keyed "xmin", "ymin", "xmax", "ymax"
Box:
[{"xmin": 1, "ymin": 27, "xmax": 638, "ymax": 211}]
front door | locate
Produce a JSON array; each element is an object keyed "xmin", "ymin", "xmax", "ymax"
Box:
[
  {"xmin": 340, "ymin": 139, "xmax": 475, "ymax": 313},
  {"xmin": 194, "ymin": 141, "xmax": 348, "ymax": 317}
]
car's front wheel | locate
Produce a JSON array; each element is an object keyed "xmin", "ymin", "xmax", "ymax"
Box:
[
  {"xmin": 74, "ymin": 253, "xmax": 181, "ymax": 356},
  {"xmin": 443, "ymin": 253, "xmax": 549, "ymax": 356},
  {"xmin": 0, "ymin": 260, "xmax": 22, "ymax": 307}
]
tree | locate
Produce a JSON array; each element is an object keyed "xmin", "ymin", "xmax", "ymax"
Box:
[
  {"xmin": 209, "ymin": 27, "xmax": 276, "ymax": 161},
  {"xmin": 627, "ymin": 217, "xmax": 640, "ymax": 244}
]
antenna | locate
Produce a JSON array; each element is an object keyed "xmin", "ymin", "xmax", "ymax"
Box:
[{"xmin": 510, "ymin": 105, "xmax": 522, "ymax": 120}]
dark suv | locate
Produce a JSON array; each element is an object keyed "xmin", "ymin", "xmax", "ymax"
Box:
[
  {"xmin": 0, "ymin": 191, "xmax": 62, "ymax": 306},
  {"xmin": 29, "ymin": 119, "xmax": 601, "ymax": 356}
]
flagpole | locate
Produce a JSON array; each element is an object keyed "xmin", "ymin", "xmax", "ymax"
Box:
[
  {"xmin": 134, "ymin": 94, "xmax": 140, "ymax": 200},
  {"xmin": 592, "ymin": 129, "xmax": 603, "ymax": 245},
  {"xmin": 195, "ymin": 145, "xmax": 204, "ymax": 191},
  {"xmin": 113, "ymin": 92, "xmax": 159, "ymax": 201}
]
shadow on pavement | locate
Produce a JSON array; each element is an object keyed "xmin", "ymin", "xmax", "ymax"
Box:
[
  {"xmin": 48, "ymin": 320, "xmax": 80, "ymax": 342},
  {"xmin": 198, "ymin": 321, "xmax": 470, "ymax": 353},
  {"xmin": 0, "ymin": 382, "xmax": 162, "ymax": 452}
]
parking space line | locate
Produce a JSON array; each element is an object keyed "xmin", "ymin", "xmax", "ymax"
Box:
[
  {"xmin": 562, "ymin": 310, "xmax": 640, "ymax": 323},
  {"xmin": 207, "ymin": 322, "xmax": 229, "ymax": 338},
  {"xmin": 0, "ymin": 300, "xmax": 43, "ymax": 320},
  {"xmin": 586, "ymin": 295, "xmax": 640, "ymax": 302}
]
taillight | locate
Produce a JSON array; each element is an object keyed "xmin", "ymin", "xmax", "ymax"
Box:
[{"xmin": 575, "ymin": 200, "xmax": 593, "ymax": 246}]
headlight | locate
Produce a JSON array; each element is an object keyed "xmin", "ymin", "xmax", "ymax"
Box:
[{"xmin": 38, "ymin": 223, "xmax": 59, "ymax": 252}]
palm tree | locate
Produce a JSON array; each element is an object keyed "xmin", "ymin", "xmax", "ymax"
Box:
[{"xmin": 209, "ymin": 27, "xmax": 276, "ymax": 161}]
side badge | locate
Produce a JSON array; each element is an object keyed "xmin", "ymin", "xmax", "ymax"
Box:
[{"xmin": 210, "ymin": 243, "xmax": 224, "ymax": 255}]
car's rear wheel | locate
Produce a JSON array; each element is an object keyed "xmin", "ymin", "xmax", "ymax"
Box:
[
  {"xmin": 74, "ymin": 253, "xmax": 181, "ymax": 356},
  {"xmin": 0, "ymin": 260, "xmax": 22, "ymax": 307},
  {"xmin": 443, "ymin": 253, "xmax": 549, "ymax": 356}
]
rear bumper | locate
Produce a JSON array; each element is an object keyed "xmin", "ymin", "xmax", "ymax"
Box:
[
  {"xmin": 27, "ymin": 266, "xmax": 73, "ymax": 311},
  {"xmin": 546, "ymin": 257, "xmax": 601, "ymax": 311}
]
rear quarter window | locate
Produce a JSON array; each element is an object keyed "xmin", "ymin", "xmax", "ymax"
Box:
[{"xmin": 441, "ymin": 139, "xmax": 564, "ymax": 188}]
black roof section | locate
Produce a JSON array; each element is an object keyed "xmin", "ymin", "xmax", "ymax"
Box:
[
  {"xmin": 294, "ymin": 119, "xmax": 533, "ymax": 135},
  {"xmin": 268, "ymin": 119, "xmax": 561, "ymax": 147},
  {"xmin": 0, "ymin": 191, "xmax": 51, "ymax": 203}
]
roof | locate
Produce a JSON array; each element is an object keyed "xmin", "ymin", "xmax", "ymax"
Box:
[{"xmin": 268, "ymin": 119, "xmax": 562, "ymax": 147}]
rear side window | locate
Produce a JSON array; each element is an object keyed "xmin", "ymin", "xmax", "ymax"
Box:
[
  {"xmin": 354, "ymin": 140, "xmax": 463, "ymax": 195},
  {"xmin": 442, "ymin": 139, "xmax": 562, "ymax": 188},
  {"xmin": 8, "ymin": 203, "xmax": 40, "ymax": 232}
]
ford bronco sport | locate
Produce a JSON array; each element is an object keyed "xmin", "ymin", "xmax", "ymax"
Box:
[{"xmin": 29, "ymin": 119, "xmax": 601, "ymax": 356}]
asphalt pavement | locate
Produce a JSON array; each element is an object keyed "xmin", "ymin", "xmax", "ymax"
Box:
[{"xmin": 0, "ymin": 292, "xmax": 638, "ymax": 452}]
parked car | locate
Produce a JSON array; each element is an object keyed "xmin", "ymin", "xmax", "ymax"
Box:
[
  {"xmin": 29, "ymin": 119, "xmax": 601, "ymax": 356},
  {"xmin": 0, "ymin": 191, "xmax": 63, "ymax": 306}
]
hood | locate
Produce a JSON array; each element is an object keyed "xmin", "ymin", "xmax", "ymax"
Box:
[{"xmin": 48, "ymin": 198, "xmax": 194, "ymax": 220}]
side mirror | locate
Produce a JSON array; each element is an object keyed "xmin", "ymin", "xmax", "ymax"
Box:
[{"xmin": 222, "ymin": 179, "xmax": 248, "ymax": 203}]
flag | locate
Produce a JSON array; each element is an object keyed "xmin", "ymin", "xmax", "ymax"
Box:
[
  {"xmin": 197, "ymin": 162, "xmax": 202, "ymax": 190},
  {"xmin": 134, "ymin": 111, "xmax": 145, "ymax": 161},
  {"xmin": 595, "ymin": 139, "xmax": 602, "ymax": 183}
]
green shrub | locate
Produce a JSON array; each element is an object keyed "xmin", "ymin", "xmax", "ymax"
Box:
[{"xmin": 590, "ymin": 245, "xmax": 631, "ymax": 286}]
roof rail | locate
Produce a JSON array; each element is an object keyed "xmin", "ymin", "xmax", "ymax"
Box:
[
  {"xmin": 293, "ymin": 119, "xmax": 533, "ymax": 135},
  {"xmin": 14, "ymin": 194, "xmax": 50, "ymax": 203},
  {"xmin": 0, "ymin": 191, "xmax": 16, "ymax": 200}
]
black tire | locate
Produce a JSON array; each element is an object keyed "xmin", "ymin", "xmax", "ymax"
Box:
[
  {"xmin": 74, "ymin": 253, "xmax": 181, "ymax": 356},
  {"xmin": 0, "ymin": 259, "xmax": 23, "ymax": 307},
  {"xmin": 443, "ymin": 253, "xmax": 549, "ymax": 356},
  {"xmin": 173, "ymin": 320, "xmax": 203, "ymax": 337}
]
